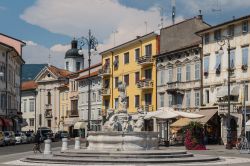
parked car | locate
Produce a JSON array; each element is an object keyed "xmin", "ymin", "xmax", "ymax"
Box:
[
  {"xmin": 55, "ymin": 131, "xmax": 69, "ymax": 140},
  {"xmin": 25, "ymin": 132, "xmax": 35, "ymax": 143},
  {"xmin": 0, "ymin": 131, "xmax": 5, "ymax": 146},
  {"xmin": 37, "ymin": 127, "xmax": 55, "ymax": 142},
  {"xmin": 4, "ymin": 131, "xmax": 16, "ymax": 145},
  {"xmin": 15, "ymin": 132, "xmax": 28, "ymax": 144}
]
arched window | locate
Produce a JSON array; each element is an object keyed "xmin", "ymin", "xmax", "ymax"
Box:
[{"xmin": 48, "ymin": 92, "xmax": 51, "ymax": 105}]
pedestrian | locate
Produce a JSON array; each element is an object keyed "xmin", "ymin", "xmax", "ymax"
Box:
[{"xmin": 34, "ymin": 132, "xmax": 42, "ymax": 153}]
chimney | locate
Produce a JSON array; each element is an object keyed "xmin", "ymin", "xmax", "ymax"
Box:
[{"xmin": 197, "ymin": 10, "xmax": 203, "ymax": 20}]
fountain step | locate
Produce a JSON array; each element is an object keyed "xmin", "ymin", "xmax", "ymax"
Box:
[
  {"xmin": 54, "ymin": 152, "xmax": 194, "ymax": 158},
  {"xmin": 23, "ymin": 154, "xmax": 220, "ymax": 165}
]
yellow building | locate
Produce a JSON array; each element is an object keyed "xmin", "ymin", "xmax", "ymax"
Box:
[{"xmin": 100, "ymin": 32, "xmax": 159, "ymax": 115}]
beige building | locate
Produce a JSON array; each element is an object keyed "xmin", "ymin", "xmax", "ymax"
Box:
[{"xmin": 197, "ymin": 15, "xmax": 250, "ymax": 145}]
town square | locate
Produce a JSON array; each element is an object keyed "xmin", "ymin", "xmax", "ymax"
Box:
[{"xmin": 0, "ymin": 0, "xmax": 250, "ymax": 165}]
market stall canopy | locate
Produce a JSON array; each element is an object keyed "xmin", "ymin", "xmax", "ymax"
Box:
[
  {"xmin": 217, "ymin": 85, "xmax": 240, "ymax": 98},
  {"xmin": 170, "ymin": 118, "xmax": 190, "ymax": 128},
  {"xmin": 74, "ymin": 121, "xmax": 86, "ymax": 129},
  {"xmin": 144, "ymin": 107, "xmax": 204, "ymax": 120}
]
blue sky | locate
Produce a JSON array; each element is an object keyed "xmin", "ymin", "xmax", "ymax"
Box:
[{"xmin": 0, "ymin": 0, "xmax": 250, "ymax": 67}]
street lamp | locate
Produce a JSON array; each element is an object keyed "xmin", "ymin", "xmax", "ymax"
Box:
[
  {"xmin": 78, "ymin": 30, "xmax": 98, "ymax": 133},
  {"xmin": 217, "ymin": 35, "xmax": 232, "ymax": 149}
]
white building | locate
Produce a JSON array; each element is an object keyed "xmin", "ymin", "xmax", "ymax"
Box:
[
  {"xmin": 21, "ymin": 81, "xmax": 37, "ymax": 132},
  {"xmin": 197, "ymin": 15, "xmax": 250, "ymax": 145},
  {"xmin": 76, "ymin": 64, "xmax": 102, "ymax": 134},
  {"xmin": 0, "ymin": 33, "xmax": 25, "ymax": 132}
]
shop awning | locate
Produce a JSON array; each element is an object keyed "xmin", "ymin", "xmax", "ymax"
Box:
[
  {"xmin": 194, "ymin": 109, "xmax": 218, "ymax": 124},
  {"xmin": 217, "ymin": 85, "xmax": 240, "ymax": 98},
  {"xmin": 3, "ymin": 119, "xmax": 13, "ymax": 127},
  {"xmin": 74, "ymin": 121, "xmax": 86, "ymax": 129},
  {"xmin": 170, "ymin": 118, "xmax": 190, "ymax": 128}
]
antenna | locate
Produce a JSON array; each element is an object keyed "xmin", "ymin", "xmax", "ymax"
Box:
[
  {"xmin": 158, "ymin": 7, "xmax": 165, "ymax": 28},
  {"xmin": 211, "ymin": 0, "xmax": 222, "ymax": 13},
  {"xmin": 112, "ymin": 30, "xmax": 118, "ymax": 46},
  {"xmin": 171, "ymin": 0, "xmax": 176, "ymax": 25},
  {"xmin": 144, "ymin": 21, "xmax": 148, "ymax": 34},
  {"xmin": 48, "ymin": 50, "xmax": 51, "ymax": 66}
]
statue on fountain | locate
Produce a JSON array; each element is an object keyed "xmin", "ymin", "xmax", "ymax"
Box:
[{"xmin": 118, "ymin": 81, "xmax": 127, "ymax": 113}]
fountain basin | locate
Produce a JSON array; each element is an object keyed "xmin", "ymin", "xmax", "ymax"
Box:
[{"xmin": 87, "ymin": 131, "xmax": 158, "ymax": 151}]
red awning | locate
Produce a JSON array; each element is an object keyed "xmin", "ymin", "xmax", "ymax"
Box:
[
  {"xmin": 2, "ymin": 119, "xmax": 13, "ymax": 127},
  {"xmin": 0, "ymin": 118, "xmax": 3, "ymax": 126}
]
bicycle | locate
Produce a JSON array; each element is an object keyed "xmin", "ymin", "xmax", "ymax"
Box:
[{"xmin": 33, "ymin": 143, "xmax": 43, "ymax": 153}]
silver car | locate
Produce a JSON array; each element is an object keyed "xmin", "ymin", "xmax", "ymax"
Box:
[
  {"xmin": 4, "ymin": 131, "xmax": 16, "ymax": 145},
  {"xmin": 15, "ymin": 132, "xmax": 28, "ymax": 144}
]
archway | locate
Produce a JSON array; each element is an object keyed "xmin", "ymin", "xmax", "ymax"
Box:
[{"xmin": 230, "ymin": 117, "xmax": 237, "ymax": 146}]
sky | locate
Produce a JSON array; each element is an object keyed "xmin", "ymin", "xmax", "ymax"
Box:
[{"xmin": 0, "ymin": 0, "xmax": 250, "ymax": 68}]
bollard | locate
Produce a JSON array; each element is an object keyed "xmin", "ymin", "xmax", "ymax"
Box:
[
  {"xmin": 75, "ymin": 137, "xmax": 81, "ymax": 150},
  {"xmin": 61, "ymin": 138, "xmax": 68, "ymax": 151},
  {"xmin": 43, "ymin": 139, "xmax": 52, "ymax": 155}
]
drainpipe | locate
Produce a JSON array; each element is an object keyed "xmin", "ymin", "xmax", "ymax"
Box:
[
  {"xmin": 111, "ymin": 51, "xmax": 114, "ymax": 109},
  {"xmin": 200, "ymin": 40, "xmax": 204, "ymax": 106}
]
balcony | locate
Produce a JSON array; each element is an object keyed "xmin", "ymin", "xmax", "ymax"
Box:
[
  {"xmin": 45, "ymin": 104, "xmax": 52, "ymax": 110},
  {"xmin": 166, "ymin": 81, "xmax": 184, "ymax": 94},
  {"xmin": 66, "ymin": 110, "xmax": 79, "ymax": 117},
  {"xmin": 137, "ymin": 55, "xmax": 153, "ymax": 66},
  {"xmin": 218, "ymin": 102, "xmax": 240, "ymax": 115},
  {"xmin": 98, "ymin": 67, "xmax": 111, "ymax": 77},
  {"xmin": 138, "ymin": 105, "xmax": 153, "ymax": 112},
  {"xmin": 101, "ymin": 88, "xmax": 111, "ymax": 96},
  {"xmin": 136, "ymin": 79, "xmax": 153, "ymax": 89},
  {"xmin": 45, "ymin": 110, "xmax": 52, "ymax": 118},
  {"xmin": 172, "ymin": 104, "xmax": 184, "ymax": 111}
]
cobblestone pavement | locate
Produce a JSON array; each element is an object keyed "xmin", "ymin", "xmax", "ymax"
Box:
[{"xmin": 2, "ymin": 145, "xmax": 250, "ymax": 166}]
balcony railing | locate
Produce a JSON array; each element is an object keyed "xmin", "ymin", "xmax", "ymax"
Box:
[
  {"xmin": 218, "ymin": 102, "xmax": 240, "ymax": 115},
  {"xmin": 101, "ymin": 88, "xmax": 111, "ymax": 96},
  {"xmin": 136, "ymin": 79, "xmax": 153, "ymax": 89},
  {"xmin": 138, "ymin": 105, "xmax": 153, "ymax": 112},
  {"xmin": 137, "ymin": 55, "xmax": 153, "ymax": 66},
  {"xmin": 45, "ymin": 110, "xmax": 52, "ymax": 118},
  {"xmin": 45, "ymin": 104, "xmax": 52, "ymax": 110},
  {"xmin": 98, "ymin": 67, "xmax": 111, "ymax": 76},
  {"xmin": 66, "ymin": 110, "xmax": 79, "ymax": 117},
  {"xmin": 166, "ymin": 81, "xmax": 184, "ymax": 94}
]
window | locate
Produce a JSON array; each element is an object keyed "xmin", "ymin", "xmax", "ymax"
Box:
[
  {"xmin": 227, "ymin": 25, "xmax": 234, "ymax": 37},
  {"xmin": 47, "ymin": 92, "xmax": 51, "ymax": 105},
  {"xmin": 76, "ymin": 62, "xmax": 81, "ymax": 71},
  {"xmin": 124, "ymin": 74, "xmax": 129, "ymax": 86},
  {"xmin": 115, "ymin": 77, "xmax": 119, "ymax": 88},
  {"xmin": 177, "ymin": 95, "xmax": 183, "ymax": 108},
  {"xmin": 1, "ymin": 94, "xmax": 6, "ymax": 109},
  {"xmin": 65, "ymin": 62, "xmax": 69, "ymax": 70},
  {"xmin": 245, "ymin": 85, "xmax": 249, "ymax": 101},
  {"xmin": 186, "ymin": 91, "xmax": 191, "ymax": 107},
  {"xmin": 145, "ymin": 44, "xmax": 152, "ymax": 56},
  {"xmin": 92, "ymin": 92, "xmax": 96, "ymax": 102},
  {"xmin": 242, "ymin": 47, "xmax": 248, "ymax": 66},
  {"xmin": 145, "ymin": 93, "xmax": 152, "ymax": 105},
  {"xmin": 215, "ymin": 53, "xmax": 221, "ymax": 72},
  {"xmin": 230, "ymin": 49, "xmax": 235, "ymax": 69},
  {"xmin": 124, "ymin": 52, "xmax": 129, "ymax": 64},
  {"xmin": 195, "ymin": 91, "xmax": 200, "ymax": 107},
  {"xmin": 114, "ymin": 56, "xmax": 119, "ymax": 69},
  {"xmin": 114, "ymin": 98, "xmax": 119, "ymax": 109},
  {"xmin": 206, "ymin": 90, "xmax": 209, "ymax": 103},
  {"xmin": 47, "ymin": 119, "xmax": 51, "ymax": 128},
  {"xmin": 29, "ymin": 99, "xmax": 35, "ymax": 112},
  {"xmin": 204, "ymin": 33, "xmax": 209, "ymax": 44},
  {"xmin": 160, "ymin": 93, "xmax": 164, "ymax": 107},
  {"xmin": 195, "ymin": 63, "xmax": 200, "ymax": 80},
  {"xmin": 126, "ymin": 96, "xmax": 129, "ymax": 108},
  {"xmin": 104, "ymin": 99, "xmax": 109, "ymax": 109},
  {"xmin": 135, "ymin": 72, "xmax": 140, "ymax": 83},
  {"xmin": 168, "ymin": 94, "xmax": 172, "ymax": 107},
  {"xmin": 186, "ymin": 64, "xmax": 191, "ymax": 81},
  {"xmin": 39, "ymin": 114, "xmax": 42, "ymax": 126},
  {"xmin": 214, "ymin": 29, "xmax": 221, "ymax": 41},
  {"xmin": 168, "ymin": 68, "xmax": 173, "ymax": 83},
  {"xmin": 135, "ymin": 48, "xmax": 140, "ymax": 61},
  {"xmin": 242, "ymin": 21, "xmax": 248, "ymax": 33},
  {"xmin": 97, "ymin": 90, "xmax": 101, "ymax": 102},
  {"xmin": 160, "ymin": 70, "xmax": 165, "ymax": 84},
  {"xmin": 29, "ymin": 118, "xmax": 34, "ymax": 127},
  {"xmin": 144, "ymin": 68, "xmax": 152, "ymax": 80},
  {"xmin": 104, "ymin": 79, "xmax": 110, "ymax": 88},
  {"xmin": 23, "ymin": 99, "xmax": 27, "ymax": 112},
  {"xmin": 177, "ymin": 66, "xmax": 181, "ymax": 82},
  {"xmin": 204, "ymin": 56, "xmax": 209, "ymax": 74},
  {"xmin": 135, "ymin": 95, "xmax": 140, "ymax": 107}
]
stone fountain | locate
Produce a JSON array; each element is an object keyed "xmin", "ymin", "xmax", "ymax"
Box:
[{"xmin": 87, "ymin": 81, "xmax": 158, "ymax": 151}]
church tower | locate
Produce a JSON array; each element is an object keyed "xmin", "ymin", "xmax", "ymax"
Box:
[{"xmin": 64, "ymin": 39, "xmax": 84, "ymax": 72}]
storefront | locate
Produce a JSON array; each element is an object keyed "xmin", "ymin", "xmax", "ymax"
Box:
[{"xmin": 2, "ymin": 118, "xmax": 13, "ymax": 131}]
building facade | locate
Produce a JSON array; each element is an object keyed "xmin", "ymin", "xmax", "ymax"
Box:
[
  {"xmin": 197, "ymin": 15, "xmax": 250, "ymax": 145},
  {"xmin": 100, "ymin": 32, "xmax": 159, "ymax": 117},
  {"xmin": 0, "ymin": 33, "xmax": 25, "ymax": 132}
]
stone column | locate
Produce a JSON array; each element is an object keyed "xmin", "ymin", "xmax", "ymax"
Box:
[
  {"xmin": 75, "ymin": 137, "xmax": 81, "ymax": 149},
  {"xmin": 61, "ymin": 138, "xmax": 68, "ymax": 151},
  {"xmin": 43, "ymin": 139, "xmax": 52, "ymax": 155}
]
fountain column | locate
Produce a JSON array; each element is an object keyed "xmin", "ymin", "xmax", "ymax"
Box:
[
  {"xmin": 75, "ymin": 137, "xmax": 81, "ymax": 149},
  {"xmin": 43, "ymin": 139, "xmax": 52, "ymax": 155},
  {"xmin": 61, "ymin": 138, "xmax": 68, "ymax": 151}
]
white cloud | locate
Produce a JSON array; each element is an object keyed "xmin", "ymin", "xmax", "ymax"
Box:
[
  {"xmin": 23, "ymin": 40, "xmax": 38, "ymax": 46},
  {"xmin": 20, "ymin": 0, "xmax": 180, "ymax": 52},
  {"xmin": 50, "ymin": 44, "xmax": 70, "ymax": 52}
]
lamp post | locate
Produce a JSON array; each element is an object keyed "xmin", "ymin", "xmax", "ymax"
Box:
[
  {"xmin": 78, "ymin": 30, "xmax": 98, "ymax": 133},
  {"xmin": 217, "ymin": 35, "xmax": 232, "ymax": 149}
]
